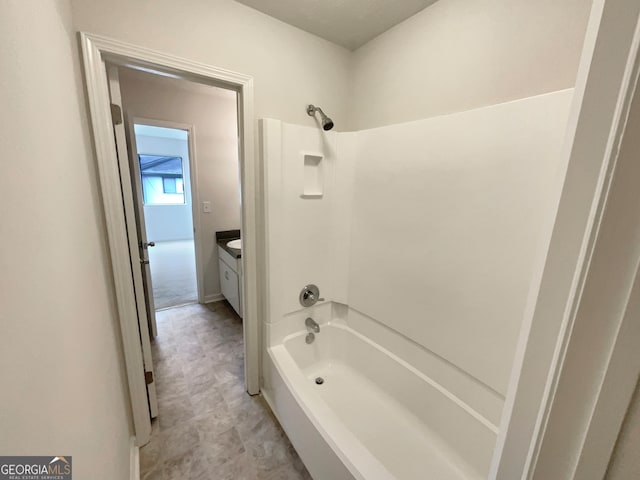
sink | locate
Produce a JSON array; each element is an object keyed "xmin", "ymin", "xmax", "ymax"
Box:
[{"xmin": 226, "ymin": 239, "xmax": 242, "ymax": 250}]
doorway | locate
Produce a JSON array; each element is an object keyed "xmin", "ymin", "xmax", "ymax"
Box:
[
  {"xmin": 132, "ymin": 124, "xmax": 199, "ymax": 312},
  {"xmin": 113, "ymin": 62, "xmax": 246, "ymax": 414},
  {"xmin": 81, "ymin": 33, "xmax": 261, "ymax": 446}
]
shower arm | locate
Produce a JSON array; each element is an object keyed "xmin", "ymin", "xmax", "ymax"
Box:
[
  {"xmin": 306, "ymin": 104, "xmax": 334, "ymax": 131},
  {"xmin": 307, "ymin": 104, "xmax": 323, "ymax": 116}
]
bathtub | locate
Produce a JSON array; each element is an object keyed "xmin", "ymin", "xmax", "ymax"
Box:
[{"xmin": 262, "ymin": 309, "xmax": 498, "ymax": 480}]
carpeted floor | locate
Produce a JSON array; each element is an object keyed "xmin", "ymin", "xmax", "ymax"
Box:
[{"xmin": 148, "ymin": 240, "xmax": 198, "ymax": 310}]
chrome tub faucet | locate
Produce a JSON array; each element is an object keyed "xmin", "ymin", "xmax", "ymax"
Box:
[
  {"xmin": 305, "ymin": 317, "xmax": 319, "ymax": 344},
  {"xmin": 305, "ymin": 317, "xmax": 320, "ymax": 333}
]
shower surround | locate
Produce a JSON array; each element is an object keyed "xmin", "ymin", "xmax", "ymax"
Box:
[{"xmin": 260, "ymin": 89, "xmax": 574, "ymax": 479}]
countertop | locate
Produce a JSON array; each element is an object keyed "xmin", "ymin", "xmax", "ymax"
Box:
[{"xmin": 216, "ymin": 229, "xmax": 241, "ymax": 259}]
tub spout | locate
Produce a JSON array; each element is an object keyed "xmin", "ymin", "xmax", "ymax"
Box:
[{"xmin": 305, "ymin": 317, "xmax": 320, "ymax": 333}]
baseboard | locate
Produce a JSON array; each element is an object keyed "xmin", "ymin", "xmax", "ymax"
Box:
[
  {"xmin": 130, "ymin": 436, "xmax": 140, "ymax": 480},
  {"xmin": 203, "ymin": 293, "xmax": 225, "ymax": 304}
]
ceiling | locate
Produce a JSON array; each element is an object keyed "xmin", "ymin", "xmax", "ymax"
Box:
[{"xmin": 233, "ymin": 0, "xmax": 438, "ymax": 50}]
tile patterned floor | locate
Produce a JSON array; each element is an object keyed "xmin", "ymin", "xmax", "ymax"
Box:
[{"xmin": 140, "ymin": 302, "xmax": 312, "ymax": 480}]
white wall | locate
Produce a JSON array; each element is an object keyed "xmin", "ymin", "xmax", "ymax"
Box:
[
  {"xmin": 263, "ymin": 89, "xmax": 573, "ymax": 429},
  {"xmin": 263, "ymin": 121, "xmax": 343, "ymax": 325},
  {"xmin": 350, "ymin": 0, "xmax": 592, "ymax": 130},
  {"xmin": 0, "ymin": 1, "xmax": 131, "ymax": 479},
  {"xmin": 135, "ymin": 134, "xmax": 194, "ymax": 242},
  {"xmin": 346, "ymin": 90, "xmax": 573, "ymax": 402},
  {"xmin": 494, "ymin": 1, "xmax": 640, "ymax": 476},
  {"xmin": 529, "ymin": 25, "xmax": 640, "ymax": 475},
  {"xmin": 119, "ymin": 68, "xmax": 241, "ymax": 301},
  {"xmin": 0, "ymin": 0, "xmax": 594, "ymax": 475},
  {"xmin": 70, "ymin": 0, "xmax": 351, "ymax": 130},
  {"xmin": 69, "ymin": 0, "xmax": 591, "ymax": 132}
]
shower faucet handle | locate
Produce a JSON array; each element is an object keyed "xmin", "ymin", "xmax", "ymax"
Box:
[{"xmin": 299, "ymin": 284, "xmax": 324, "ymax": 307}]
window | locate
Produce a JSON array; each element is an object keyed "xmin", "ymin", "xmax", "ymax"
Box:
[
  {"xmin": 163, "ymin": 177, "xmax": 177, "ymax": 194},
  {"xmin": 138, "ymin": 155, "xmax": 185, "ymax": 205}
]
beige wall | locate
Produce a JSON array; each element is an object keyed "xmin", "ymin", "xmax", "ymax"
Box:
[
  {"xmin": 119, "ymin": 68, "xmax": 241, "ymax": 301},
  {"xmin": 607, "ymin": 379, "xmax": 640, "ymax": 479},
  {"xmin": 350, "ymin": 0, "xmax": 593, "ymax": 129},
  {"xmin": 70, "ymin": 0, "xmax": 352, "ymax": 130},
  {"xmin": 71, "ymin": 0, "xmax": 591, "ymax": 132},
  {"xmin": 0, "ymin": 1, "xmax": 132, "ymax": 478}
]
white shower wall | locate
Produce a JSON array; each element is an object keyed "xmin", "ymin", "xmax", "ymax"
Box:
[
  {"xmin": 262, "ymin": 88, "xmax": 574, "ymax": 424},
  {"xmin": 346, "ymin": 89, "xmax": 574, "ymax": 422},
  {"xmin": 262, "ymin": 121, "xmax": 351, "ymax": 322}
]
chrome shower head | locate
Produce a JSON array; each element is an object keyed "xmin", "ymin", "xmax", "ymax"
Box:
[{"xmin": 307, "ymin": 104, "xmax": 334, "ymax": 131}]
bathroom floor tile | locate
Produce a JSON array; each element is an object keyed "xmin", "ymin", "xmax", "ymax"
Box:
[
  {"xmin": 157, "ymin": 394, "xmax": 196, "ymax": 432},
  {"xmin": 160, "ymin": 422, "xmax": 201, "ymax": 462},
  {"xmin": 140, "ymin": 301, "xmax": 311, "ymax": 479},
  {"xmin": 163, "ymin": 446, "xmax": 211, "ymax": 480}
]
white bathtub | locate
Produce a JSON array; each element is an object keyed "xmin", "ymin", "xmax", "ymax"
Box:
[{"xmin": 262, "ymin": 311, "xmax": 497, "ymax": 480}]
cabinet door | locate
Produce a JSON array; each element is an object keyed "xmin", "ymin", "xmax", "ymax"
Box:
[{"xmin": 219, "ymin": 258, "xmax": 241, "ymax": 315}]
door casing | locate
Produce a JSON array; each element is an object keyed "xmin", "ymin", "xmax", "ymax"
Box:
[
  {"xmin": 127, "ymin": 116, "xmax": 204, "ymax": 311},
  {"xmin": 106, "ymin": 65, "xmax": 160, "ymax": 419},
  {"xmin": 489, "ymin": 0, "xmax": 640, "ymax": 477},
  {"xmin": 80, "ymin": 32, "xmax": 261, "ymax": 446}
]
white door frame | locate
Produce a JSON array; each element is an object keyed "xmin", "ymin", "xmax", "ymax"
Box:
[
  {"xmin": 527, "ymin": 16, "xmax": 640, "ymax": 478},
  {"xmin": 106, "ymin": 66, "xmax": 160, "ymax": 420},
  {"xmin": 127, "ymin": 117, "xmax": 205, "ymax": 307},
  {"xmin": 80, "ymin": 32, "xmax": 261, "ymax": 446},
  {"xmin": 490, "ymin": 0, "xmax": 640, "ymax": 477}
]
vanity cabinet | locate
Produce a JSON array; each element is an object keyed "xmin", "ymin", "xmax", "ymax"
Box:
[{"xmin": 218, "ymin": 247, "xmax": 242, "ymax": 317}]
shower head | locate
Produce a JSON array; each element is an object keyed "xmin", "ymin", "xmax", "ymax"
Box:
[{"xmin": 307, "ymin": 104, "xmax": 334, "ymax": 131}]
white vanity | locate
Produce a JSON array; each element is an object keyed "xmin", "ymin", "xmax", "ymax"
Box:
[{"xmin": 218, "ymin": 239, "xmax": 243, "ymax": 318}]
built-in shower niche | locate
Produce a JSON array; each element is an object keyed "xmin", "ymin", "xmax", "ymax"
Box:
[{"xmin": 301, "ymin": 152, "xmax": 324, "ymax": 198}]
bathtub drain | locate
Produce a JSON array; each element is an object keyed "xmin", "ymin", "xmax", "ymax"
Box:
[{"xmin": 315, "ymin": 377, "xmax": 324, "ymax": 385}]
